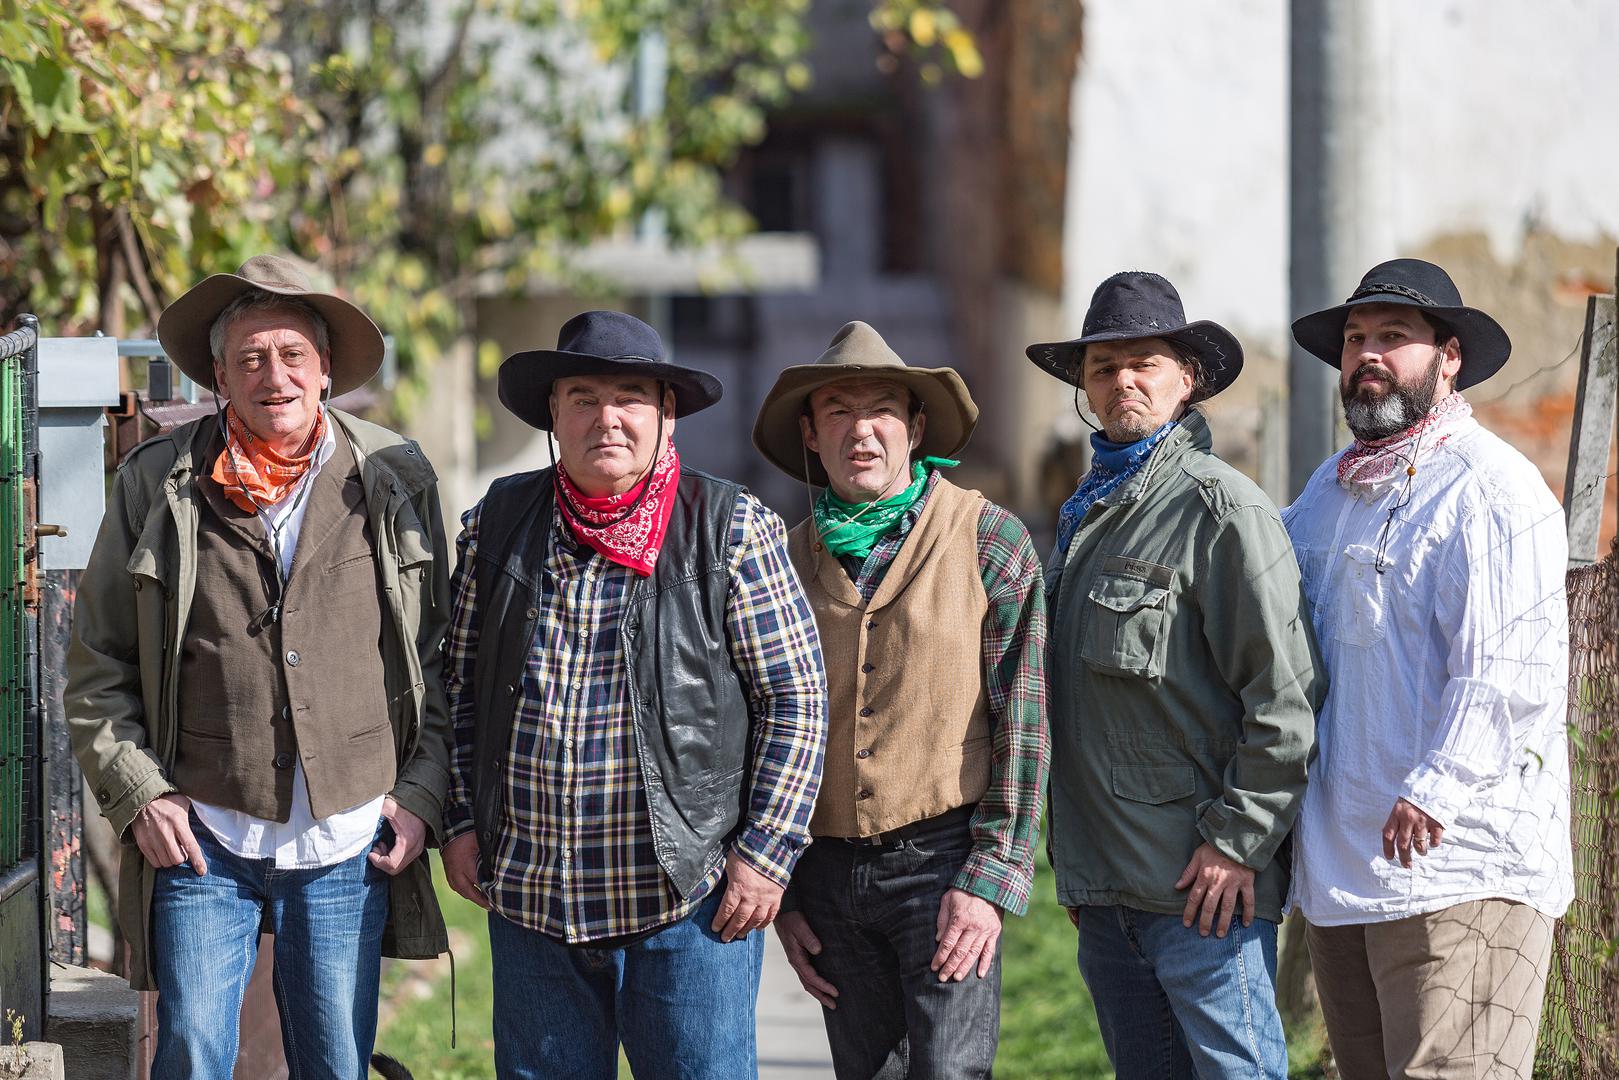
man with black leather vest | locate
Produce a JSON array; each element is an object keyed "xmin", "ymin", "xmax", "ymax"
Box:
[
  {"xmin": 439, "ymin": 310, "xmax": 828, "ymax": 1079},
  {"xmin": 66, "ymin": 255, "xmax": 452, "ymax": 1076},
  {"xmin": 751, "ymin": 321, "xmax": 1049, "ymax": 1079}
]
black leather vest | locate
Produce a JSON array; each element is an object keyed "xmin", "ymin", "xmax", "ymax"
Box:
[{"xmin": 468, "ymin": 466, "xmax": 752, "ymax": 897}]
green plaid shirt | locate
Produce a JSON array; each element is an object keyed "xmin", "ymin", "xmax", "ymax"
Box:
[{"xmin": 835, "ymin": 470, "xmax": 1049, "ymax": 915}]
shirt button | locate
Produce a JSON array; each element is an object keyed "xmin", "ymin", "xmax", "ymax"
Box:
[
  {"xmin": 561, "ymin": 848, "xmax": 572, "ymax": 861},
  {"xmin": 856, "ymin": 748, "xmax": 872, "ymax": 759},
  {"xmin": 564, "ymin": 737, "xmax": 575, "ymax": 749},
  {"xmin": 572, "ymin": 680, "xmax": 583, "ymax": 690},
  {"xmin": 859, "ymin": 707, "xmax": 874, "ymax": 717},
  {"xmin": 273, "ymin": 751, "xmax": 293, "ymax": 769},
  {"xmin": 286, "ymin": 650, "xmax": 300, "ymax": 666},
  {"xmin": 562, "ymin": 795, "xmax": 573, "ymax": 807}
]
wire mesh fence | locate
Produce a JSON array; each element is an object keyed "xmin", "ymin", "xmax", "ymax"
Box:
[{"xmin": 1538, "ymin": 541, "xmax": 1619, "ymax": 1078}]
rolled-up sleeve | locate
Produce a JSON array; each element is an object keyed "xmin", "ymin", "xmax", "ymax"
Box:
[
  {"xmin": 1400, "ymin": 501, "xmax": 1568, "ymax": 827},
  {"xmin": 722, "ymin": 496, "xmax": 827, "ymax": 887}
]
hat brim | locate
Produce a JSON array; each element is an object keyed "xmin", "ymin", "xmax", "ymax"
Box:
[
  {"xmin": 497, "ymin": 350, "xmax": 723, "ymax": 431},
  {"xmin": 751, "ymin": 364, "xmax": 979, "ymax": 486},
  {"xmin": 1025, "ymin": 319, "xmax": 1245, "ymax": 397},
  {"xmin": 1291, "ymin": 295, "xmax": 1511, "ymax": 389},
  {"xmin": 156, "ymin": 273, "xmax": 385, "ymax": 396}
]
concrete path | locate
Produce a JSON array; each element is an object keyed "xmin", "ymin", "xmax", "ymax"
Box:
[{"xmin": 756, "ymin": 932, "xmax": 835, "ymax": 1079}]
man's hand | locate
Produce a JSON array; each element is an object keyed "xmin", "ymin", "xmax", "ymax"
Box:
[
  {"xmin": 441, "ymin": 831, "xmax": 490, "ymax": 910},
  {"xmin": 712, "ymin": 851, "xmax": 785, "ymax": 942},
  {"xmin": 132, "ymin": 793, "xmax": 207, "ymax": 875},
  {"xmin": 931, "ymin": 888, "xmax": 1003, "ymax": 982},
  {"xmin": 1382, "ymin": 798, "xmax": 1444, "ymax": 868},
  {"xmin": 1175, "ymin": 842, "xmax": 1256, "ymax": 938},
  {"xmin": 774, "ymin": 911, "xmax": 840, "ymax": 1008},
  {"xmin": 368, "ymin": 797, "xmax": 428, "ymax": 876}
]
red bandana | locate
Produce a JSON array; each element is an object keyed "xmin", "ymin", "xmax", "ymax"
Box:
[
  {"xmin": 555, "ymin": 438, "xmax": 680, "ymax": 576},
  {"xmin": 211, "ymin": 404, "xmax": 327, "ymax": 513},
  {"xmin": 1336, "ymin": 392, "xmax": 1473, "ymax": 491}
]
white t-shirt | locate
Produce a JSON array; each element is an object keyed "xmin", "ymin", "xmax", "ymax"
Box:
[{"xmin": 191, "ymin": 418, "xmax": 387, "ymax": 869}]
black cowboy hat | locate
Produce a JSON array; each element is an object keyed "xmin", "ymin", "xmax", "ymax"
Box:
[
  {"xmin": 498, "ymin": 310, "xmax": 723, "ymax": 431},
  {"xmin": 1025, "ymin": 272, "xmax": 1243, "ymax": 397},
  {"xmin": 1291, "ymin": 258, "xmax": 1511, "ymax": 389}
]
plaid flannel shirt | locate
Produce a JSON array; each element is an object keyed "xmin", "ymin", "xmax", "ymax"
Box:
[
  {"xmin": 441, "ymin": 487, "xmax": 826, "ymax": 942},
  {"xmin": 835, "ymin": 470, "xmax": 1049, "ymax": 915}
]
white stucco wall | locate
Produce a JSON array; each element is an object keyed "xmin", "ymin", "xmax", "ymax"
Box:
[{"xmin": 1063, "ymin": 0, "xmax": 1619, "ymax": 356}]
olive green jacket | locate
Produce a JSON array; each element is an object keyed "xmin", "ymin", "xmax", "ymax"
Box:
[
  {"xmin": 1047, "ymin": 409, "xmax": 1322, "ymax": 923},
  {"xmin": 65, "ymin": 409, "xmax": 452, "ymax": 989}
]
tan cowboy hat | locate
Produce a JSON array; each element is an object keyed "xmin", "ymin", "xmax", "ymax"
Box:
[
  {"xmin": 156, "ymin": 254, "xmax": 385, "ymax": 396},
  {"xmin": 752, "ymin": 320, "xmax": 978, "ymax": 486}
]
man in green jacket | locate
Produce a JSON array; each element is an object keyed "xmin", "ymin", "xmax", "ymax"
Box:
[
  {"xmin": 1027, "ymin": 271, "xmax": 1320, "ymax": 1080},
  {"xmin": 66, "ymin": 255, "xmax": 451, "ymax": 1076}
]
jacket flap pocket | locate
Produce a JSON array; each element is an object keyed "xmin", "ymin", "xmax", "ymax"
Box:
[
  {"xmin": 392, "ymin": 502, "xmax": 434, "ymax": 567},
  {"xmin": 125, "ymin": 513, "xmax": 172, "ymax": 584},
  {"xmin": 1111, "ymin": 764, "xmax": 1195, "ymax": 805},
  {"xmin": 1088, "ymin": 574, "xmax": 1170, "ymax": 614}
]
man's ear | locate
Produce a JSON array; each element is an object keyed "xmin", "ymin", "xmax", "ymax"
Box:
[
  {"xmin": 1440, "ymin": 338, "xmax": 1463, "ymax": 386},
  {"xmin": 799, "ymin": 412, "xmax": 819, "ymax": 454},
  {"xmin": 909, "ymin": 409, "xmax": 926, "ymax": 451}
]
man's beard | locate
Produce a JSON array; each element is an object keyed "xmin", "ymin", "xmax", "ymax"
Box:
[{"xmin": 1341, "ymin": 349, "xmax": 1445, "ymax": 442}]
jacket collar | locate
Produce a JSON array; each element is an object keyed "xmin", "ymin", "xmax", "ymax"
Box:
[{"xmin": 1097, "ymin": 407, "xmax": 1213, "ymax": 508}]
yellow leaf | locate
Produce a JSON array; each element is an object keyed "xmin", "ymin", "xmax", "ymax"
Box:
[
  {"xmin": 909, "ymin": 9, "xmax": 937, "ymax": 47},
  {"xmin": 945, "ymin": 29, "xmax": 983, "ymax": 78},
  {"xmin": 422, "ymin": 143, "xmax": 446, "ymax": 167}
]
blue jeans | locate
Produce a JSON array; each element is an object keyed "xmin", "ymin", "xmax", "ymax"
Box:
[
  {"xmin": 149, "ymin": 814, "xmax": 388, "ymax": 1080},
  {"xmin": 791, "ymin": 811, "xmax": 999, "ymax": 1079},
  {"xmin": 1076, "ymin": 905, "xmax": 1286, "ymax": 1080},
  {"xmin": 487, "ymin": 887, "xmax": 765, "ymax": 1080}
]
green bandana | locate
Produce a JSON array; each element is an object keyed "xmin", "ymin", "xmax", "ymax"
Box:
[{"xmin": 812, "ymin": 456, "xmax": 959, "ymax": 560}]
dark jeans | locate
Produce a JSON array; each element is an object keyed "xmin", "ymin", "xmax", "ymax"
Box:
[{"xmin": 793, "ymin": 812, "xmax": 1000, "ymax": 1079}]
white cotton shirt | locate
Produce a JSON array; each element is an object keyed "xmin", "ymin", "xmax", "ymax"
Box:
[
  {"xmin": 191, "ymin": 418, "xmax": 388, "ymax": 869},
  {"xmin": 1282, "ymin": 418, "xmax": 1573, "ymax": 925}
]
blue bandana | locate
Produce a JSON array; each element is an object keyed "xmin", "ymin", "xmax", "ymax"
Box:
[{"xmin": 1054, "ymin": 421, "xmax": 1178, "ymax": 558}]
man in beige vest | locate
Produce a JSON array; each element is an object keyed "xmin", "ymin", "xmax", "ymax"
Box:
[
  {"xmin": 753, "ymin": 321, "xmax": 1049, "ymax": 1078},
  {"xmin": 66, "ymin": 256, "xmax": 451, "ymax": 1076}
]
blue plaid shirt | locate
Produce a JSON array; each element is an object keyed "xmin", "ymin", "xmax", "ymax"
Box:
[{"xmin": 442, "ymin": 487, "xmax": 827, "ymax": 942}]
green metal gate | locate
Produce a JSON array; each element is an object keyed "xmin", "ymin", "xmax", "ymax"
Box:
[{"xmin": 0, "ymin": 314, "xmax": 43, "ymax": 1040}]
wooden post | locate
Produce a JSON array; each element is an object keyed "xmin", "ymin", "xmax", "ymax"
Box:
[{"xmin": 1563, "ymin": 282, "xmax": 1618, "ymax": 567}]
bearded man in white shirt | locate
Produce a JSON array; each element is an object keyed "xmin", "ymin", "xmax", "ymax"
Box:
[{"xmin": 1282, "ymin": 258, "xmax": 1573, "ymax": 1080}]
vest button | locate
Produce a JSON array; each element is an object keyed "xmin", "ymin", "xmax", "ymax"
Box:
[
  {"xmin": 859, "ymin": 707, "xmax": 873, "ymax": 717},
  {"xmin": 273, "ymin": 751, "xmax": 293, "ymax": 769},
  {"xmin": 281, "ymin": 705, "xmax": 291, "ymax": 721},
  {"xmin": 286, "ymin": 650, "xmax": 301, "ymax": 666},
  {"xmin": 856, "ymin": 748, "xmax": 872, "ymax": 759},
  {"xmin": 861, "ymin": 663, "xmax": 874, "ymax": 673},
  {"xmin": 526, "ymin": 607, "xmax": 539, "ymax": 620},
  {"xmin": 866, "ymin": 620, "xmax": 877, "ymax": 630},
  {"xmin": 857, "ymin": 788, "xmax": 872, "ymax": 800}
]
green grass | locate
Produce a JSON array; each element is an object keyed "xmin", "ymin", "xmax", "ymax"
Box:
[{"xmin": 378, "ymin": 854, "xmax": 1329, "ymax": 1079}]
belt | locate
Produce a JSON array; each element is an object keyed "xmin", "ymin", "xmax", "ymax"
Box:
[{"xmin": 832, "ymin": 804, "xmax": 974, "ymax": 848}]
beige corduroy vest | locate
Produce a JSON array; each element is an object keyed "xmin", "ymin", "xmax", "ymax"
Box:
[{"xmin": 787, "ymin": 477, "xmax": 992, "ymax": 838}]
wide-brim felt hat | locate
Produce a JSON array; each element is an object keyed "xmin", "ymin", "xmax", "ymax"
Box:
[
  {"xmin": 1291, "ymin": 258, "xmax": 1510, "ymax": 389},
  {"xmin": 1025, "ymin": 271, "xmax": 1244, "ymax": 397},
  {"xmin": 156, "ymin": 254, "xmax": 385, "ymax": 397},
  {"xmin": 498, "ymin": 310, "xmax": 723, "ymax": 431},
  {"xmin": 752, "ymin": 320, "xmax": 978, "ymax": 486}
]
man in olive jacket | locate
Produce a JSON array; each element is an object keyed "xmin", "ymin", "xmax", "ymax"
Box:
[
  {"xmin": 66, "ymin": 255, "xmax": 451, "ymax": 1077},
  {"xmin": 1027, "ymin": 272, "xmax": 1320, "ymax": 1080}
]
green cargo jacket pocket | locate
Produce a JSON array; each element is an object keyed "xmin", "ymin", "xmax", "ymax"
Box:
[{"xmin": 1081, "ymin": 557, "xmax": 1175, "ymax": 678}]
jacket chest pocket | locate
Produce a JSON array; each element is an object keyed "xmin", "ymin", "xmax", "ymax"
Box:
[{"xmin": 1080, "ymin": 557, "xmax": 1175, "ymax": 679}]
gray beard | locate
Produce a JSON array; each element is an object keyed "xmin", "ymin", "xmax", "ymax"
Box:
[{"xmin": 1342, "ymin": 350, "xmax": 1444, "ymax": 442}]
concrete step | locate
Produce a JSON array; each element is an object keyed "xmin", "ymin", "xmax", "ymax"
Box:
[
  {"xmin": 0, "ymin": 1042, "xmax": 65, "ymax": 1080},
  {"xmin": 46, "ymin": 965, "xmax": 138, "ymax": 1080}
]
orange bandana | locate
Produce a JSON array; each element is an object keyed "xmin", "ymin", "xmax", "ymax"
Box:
[{"xmin": 211, "ymin": 404, "xmax": 328, "ymax": 513}]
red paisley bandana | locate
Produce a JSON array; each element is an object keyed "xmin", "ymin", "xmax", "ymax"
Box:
[
  {"xmin": 1337, "ymin": 391, "xmax": 1472, "ymax": 491},
  {"xmin": 211, "ymin": 404, "xmax": 328, "ymax": 513},
  {"xmin": 555, "ymin": 437, "xmax": 680, "ymax": 576}
]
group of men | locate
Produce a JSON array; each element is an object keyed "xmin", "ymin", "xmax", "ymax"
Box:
[{"xmin": 64, "ymin": 251, "xmax": 1571, "ymax": 1080}]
